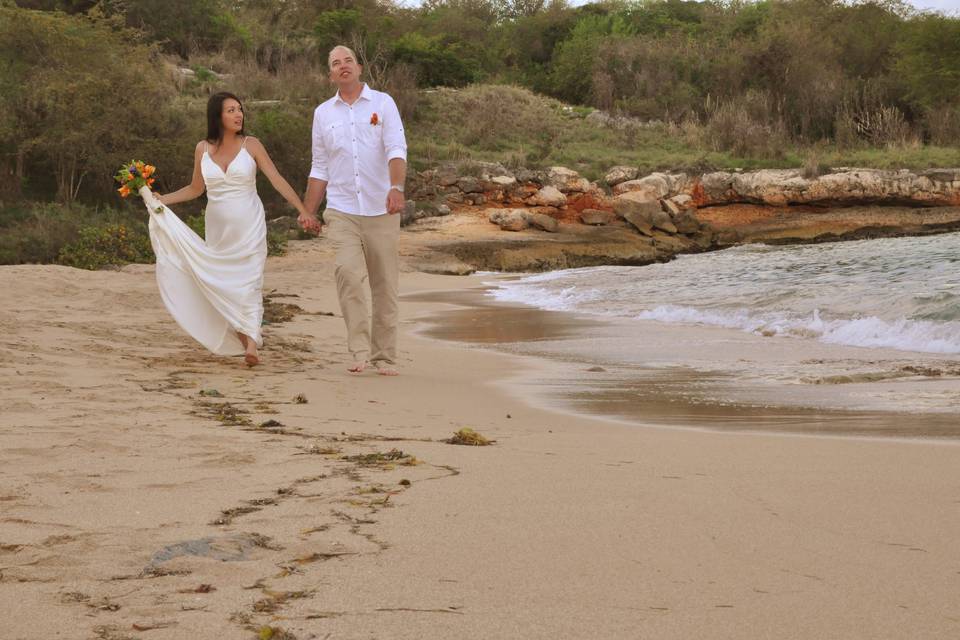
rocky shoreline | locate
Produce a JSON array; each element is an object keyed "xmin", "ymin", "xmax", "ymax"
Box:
[{"xmin": 272, "ymin": 163, "xmax": 960, "ymax": 273}]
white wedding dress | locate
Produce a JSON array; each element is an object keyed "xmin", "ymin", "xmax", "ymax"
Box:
[{"xmin": 141, "ymin": 141, "xmax": 267, "ymax": 356}]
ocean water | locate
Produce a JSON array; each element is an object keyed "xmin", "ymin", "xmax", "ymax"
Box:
[{"xmin": 488, "ymin": 233, "xmax": 960, "ymax": 356}]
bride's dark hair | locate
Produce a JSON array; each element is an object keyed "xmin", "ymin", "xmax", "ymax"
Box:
[{"xmin": 206, "ymin": 92, "xmax": 246, "ymax": 144}]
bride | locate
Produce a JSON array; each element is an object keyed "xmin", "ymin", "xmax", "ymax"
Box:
[{"xmin": 146, "ymin": 91, "xmax": 309, "ymax": 366}]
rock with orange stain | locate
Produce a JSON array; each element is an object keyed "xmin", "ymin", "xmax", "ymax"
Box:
[
  {"xmin": 545, "ymin": 166, "xmax": 592, "ymax": 194},
  {"xmin": 527, "ymin": 185, "xmax": 567, "ymax": 208}
]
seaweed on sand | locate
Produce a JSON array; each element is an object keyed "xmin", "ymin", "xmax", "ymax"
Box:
[{"xmin": 446, "ymin": 428, "xmax": 494, "ymax": 446}]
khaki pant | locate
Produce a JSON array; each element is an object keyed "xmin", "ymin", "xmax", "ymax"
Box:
[{"xmin": 324, "ymin": 208, "xmax": 401, "ymax": 366}]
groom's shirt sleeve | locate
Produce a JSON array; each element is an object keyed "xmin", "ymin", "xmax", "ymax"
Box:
[
  {"xmin": 382, "ymin": 95, "xmax": 407, "ymax": 162},
  {"xmin": 309, "ymin": 106, "xmax": 329, "ymax": 182}
]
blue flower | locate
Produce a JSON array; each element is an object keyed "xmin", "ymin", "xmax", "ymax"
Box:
[{"xmin": 129, "ymin": 165, "xmax": 139, "ymax": 176}]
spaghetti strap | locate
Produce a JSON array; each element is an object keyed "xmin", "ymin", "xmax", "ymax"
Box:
[{"xmin": 240, "ymin": 136, "xmax": 247, "ymax": 150}]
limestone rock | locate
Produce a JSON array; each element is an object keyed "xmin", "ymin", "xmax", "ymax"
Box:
[
  {"xmin": 579, "ymin": 209, "xmax": 618, "ymax": 226},
  {"xmin": 650, "ymin": 231, "xmax": 696, "ymax": 253},
  {"xmin": 613, "ymin": 172, "xmax": 685, "ymax": 199},
  {"xmin": 436, "ymin": 166, "xmax": 459, "ymax": 187},
  {"xmin": 529, "ymin": 185, "xmax": 567, "ymax": 208},
  {"xmin": 613, "ymin": 192, "xmax": 663, "ymax": 218},
  {"xmin": 527, "ymin": 212, "xmax": 559, "ymax": 233},
  {"xmin": 661, "ymin": 198, "xmax": 682, "ymax": 216},
  {"xmin": 604, "ymin": 166, "xmax": 639, "ymax": 187},
  {"xmin": 545, "ymin": 166, "xmax": 592, "ymax": 193},
  {"xmin": 400, "ymin": 200, "xmax": 418, "ymax": 226},
  {"xmin": 621, "ymin": 211, "xmax": 655, "ymax": 236},
  {"xmin": 614, "ymin": 192, "xmax": 678, "ymax": 234},
  {"xmin": 457, "ymin": 176, "xmax": 483, "ymax": 194},
  {"xmin": 692, "ymin": 168, "xmax": 960, "ymax": 207},
  {"xmin": 401, "ymin": 201, "xmax": 453, "ymax": 227},
  {"xmin": 488, "ymin": 208, "xmax": 529, "ymax": 232},
  {"xmin": 671, "ymin": 209, "xmax": 701, "ymax": 235}
]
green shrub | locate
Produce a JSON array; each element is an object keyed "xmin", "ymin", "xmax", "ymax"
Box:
[
  {"xmin": 0, "ymin": 201, "xmax": 148, "ymax": 265},
  {"xmin": 247, "ymin": 103, "xmax": 313, "ymax": 209},
  {"xmin": 392, "ymin": 32, "xmax": 479, "ymax": 88},
  {"xmin": 57, "ymin": 223, "xmax": 155, "ymax": 270},
  {"xmin": 266, "ymin": 229, "xmax": 288, "ymax": 257}
]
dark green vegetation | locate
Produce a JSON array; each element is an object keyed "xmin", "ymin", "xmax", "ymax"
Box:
[{"xmin": 2, "ymin": 1, "xmax": 959, "ymax": 267}]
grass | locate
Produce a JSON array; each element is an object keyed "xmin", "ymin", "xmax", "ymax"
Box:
[{"xmin": 407, "ymin": 85, "xmax": 960, "ymax": 181}]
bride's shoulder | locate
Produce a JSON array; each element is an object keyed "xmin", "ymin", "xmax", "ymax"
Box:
[
  {"xmin": 194, "ymin": 140, "xmax": 209, "ymax": 153},
  {"xmin": 243, "ymin": 136, "xmax": 264, "ymax": 152}
]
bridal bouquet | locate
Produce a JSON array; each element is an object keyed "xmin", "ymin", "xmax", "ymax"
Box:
[{"xmin": 114, "ymin": 160, "xmax": 156, "ymax": 198}]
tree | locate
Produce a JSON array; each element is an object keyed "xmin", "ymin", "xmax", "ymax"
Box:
[
  {"xmin": 0, "ymin": 8, "xmax": 175, "ymax": 203},
  {"xmin": 895, "ymin": 13, "xmax": 960, "ymax": 109},
  {"xmin": 101, "ymin": 0, "xmax": 251, "ymax": 58}
]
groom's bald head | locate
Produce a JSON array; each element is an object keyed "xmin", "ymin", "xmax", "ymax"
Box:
[{"xmin": 328, "ymin": 45, "xmax": 358, "ymax": 70}]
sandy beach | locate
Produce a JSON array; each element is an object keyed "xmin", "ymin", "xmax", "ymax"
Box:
[{"xmin": 2, "ymin": 237, "xmax": 960, "ymax": 639}]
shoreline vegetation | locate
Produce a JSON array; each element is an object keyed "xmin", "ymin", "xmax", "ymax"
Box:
[{"xmin": 2, "ymin": 1, "xmax": 959, "ymax": 270}]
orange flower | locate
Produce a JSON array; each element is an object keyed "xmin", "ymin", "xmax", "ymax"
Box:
[
  {"xmin": 143, "ymin": 165, "xmax": 155, "ymax": 177},
  {"xmin": 370, "ymin": 112, "xmax": 379, "ymax": 125},
  {"xmin": 147, "ymin": 178, "xmax": 155, "ymax": 186},
  {"xmin": 118, "ymin": 185, "xmax": 131, "ymax": 197}
]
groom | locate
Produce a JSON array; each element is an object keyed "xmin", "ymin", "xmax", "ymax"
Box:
[{"xmin": 300, "ymin": 45, "xmax": 408, "ymax": 376}]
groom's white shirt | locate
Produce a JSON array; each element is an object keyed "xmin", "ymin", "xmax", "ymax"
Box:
[{"xmin": 310, "ymin": 84, "xmax": 407, "ymax": 216}]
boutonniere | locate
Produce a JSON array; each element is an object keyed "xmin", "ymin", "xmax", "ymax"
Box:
[{"xmin": 370, "ymin": 112, "xmax": 379, "ymax": 126}]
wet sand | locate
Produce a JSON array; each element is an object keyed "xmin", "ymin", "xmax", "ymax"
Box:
[
  {"xmin": 2, "ymin": 240, "xmax": 960, "ymax": 639},
  {"xmin": 410, "ymin": 285, "xmax": 960, "ymax": 439}
]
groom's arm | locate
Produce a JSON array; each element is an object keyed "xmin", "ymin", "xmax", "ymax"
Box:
[
  {"xmin": 383, "ymin": 95, "xmax": 407, "ymax": 215},
  {"xmin": 304, "ymin": 177, "xmax": 328, "ymax": 218},
  {"xmin": 301, "ymin": 108, "xmax": 329, "ymax": 230}
]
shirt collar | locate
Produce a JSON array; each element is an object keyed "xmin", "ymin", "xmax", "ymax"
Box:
[{"xmin": 335, "ymin": 83, "xmax": 373, "ymax": 106}]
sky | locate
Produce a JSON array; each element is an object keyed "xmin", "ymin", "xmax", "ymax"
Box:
[
  {"xmin": 556, "ymin": 0, "xmax": 960, "ymax": 13},
  {"xmin": 906, "ymin": 0, "xmax": 960, "ymax": 11}
]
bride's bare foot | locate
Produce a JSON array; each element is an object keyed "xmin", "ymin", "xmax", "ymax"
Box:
[
  {"xmin": 347, "ymin": 361, "xmax": 367, "ymax": 374},
  {"xmin": 238, "ymin": 333, "xmax": 259, "ymax": 367}
]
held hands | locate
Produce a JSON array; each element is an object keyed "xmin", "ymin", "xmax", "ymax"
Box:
[
  {"xmin": 297, "ymin": 210, "xmax": 322, "ymax": 234},
  {"xmin": 386, "ymin": 188, "xmax": 405, "ymax": 215}
]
